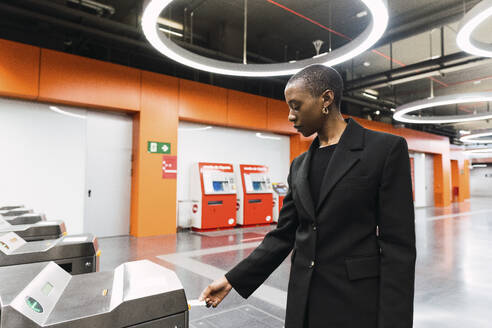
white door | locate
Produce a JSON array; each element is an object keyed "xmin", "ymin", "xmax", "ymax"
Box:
[
  {"xmin": 84, "ymin": 111, "xmax": 133, "ymax": 237},
  {"xmin": 425, "ymin": 154, "xmax": 435, "ymax": 207}
]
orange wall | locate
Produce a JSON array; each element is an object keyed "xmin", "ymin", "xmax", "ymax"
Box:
[
  {"xmin": 227, "ymin": 90, "xmax": 268, "ymax": 130},
  {"xmin": 267, "ymin": 98, "xmax": 297, "ymax": 134},
  {"xmin": 0, "ymin": 39, "xmax": 40, "ymax": 100},
  {"xmin": 39, "ymin": 49, "xmax": 140, "ymax": 111},
  {"xmin": 0, "ymin": 38, "xmax": 472, "ymax": 235},
  {"xmin": 178, "ymin": 80, "xmax": 296, "ymax": 134},
  {"xmin": 179, "ymin": 79, "xmax": 228, "ymax": 125}
]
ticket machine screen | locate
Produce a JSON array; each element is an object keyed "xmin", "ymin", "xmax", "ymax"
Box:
[
  {"xmin": 213, "ymin": 181, "xmax": 225, "ymax": 192},
  {"xmin": 252, "ymin": 181, "xmax": 262, "ymax": 191}
]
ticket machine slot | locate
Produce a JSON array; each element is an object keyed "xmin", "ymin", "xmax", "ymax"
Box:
[
  {"xmin": 207, "ymin": 201, "xmax": 223, "ymax": 205},
  {"xmin": 248, "ymin": 199, "xmax": 262, "ymax": 203}
]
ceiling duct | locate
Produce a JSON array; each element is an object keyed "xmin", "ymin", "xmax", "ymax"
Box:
[{"xmin": 67, "ymin": 0, "xmax": 115, "ymax": 16}]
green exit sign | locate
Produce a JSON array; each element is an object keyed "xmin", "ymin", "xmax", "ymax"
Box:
[{"xmin": 147, "ymin": 141, "xmax": 171, "ymax": 154}]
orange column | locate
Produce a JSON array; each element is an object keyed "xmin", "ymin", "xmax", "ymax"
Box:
[
  {"xmin": 451, "ymin": 160, "xmax": 459, "ymax": 202},
  {"xmin": 434, "ymin": 154, "xmax": 452, "ymax": 207},
  {"xmin": 131, "ymin": 71, "xmax": 179, "ymax": 236},
  {"xmin": 463, "ymin": 160, "xmax": 471, "ymax": 200},
  {"xmin": 459, "ymin": 160, "xmax": 470, "ymax": 201}
]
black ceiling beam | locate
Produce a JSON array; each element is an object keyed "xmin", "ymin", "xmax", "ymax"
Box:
[
  {"xmin": 0, "ymin": 2, "xmax": 278, "ymax": 66},
  {"xmin": 374, "ymin": 0, "xmax": 481, "ymax": 48},
  {"xmin": 345, "ymin": 52, "xmax": 488, "ymax": 92},
  {"xmin": 13, "ymin": 0, "xmax": 140, "ymax": 37}
]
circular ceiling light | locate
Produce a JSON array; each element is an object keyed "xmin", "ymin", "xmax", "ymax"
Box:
[
  {"xmin": 456, "ymin": 0, "xmax": 492, "ymax": 57},
  {"xmin": 465, "ymin": 148, "xmax": 492, "ymax": 153},
  {"xmin": 393, "ymin": 92, "xmax": 492, "ymax": 124},
  {"xmin": 460, "ymin": 130, "xmax": 492, "ymax": 143},
  {"xmin": 142, "ymin": 0, "xmax": 389, "ymax": 77}
]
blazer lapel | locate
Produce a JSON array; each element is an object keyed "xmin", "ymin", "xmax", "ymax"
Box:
[
  {"xmin": 316, "ymin": 118, "xmax": 365, "ymax": 212},
  {"xmin": 294, "ymin": 139, "xmax": 317, "ymax": 221}
]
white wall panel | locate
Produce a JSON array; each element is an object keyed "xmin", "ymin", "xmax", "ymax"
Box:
[
  {"xmin": 470, "ymin": 166, "xmax": 492, "ymax": 197},
  {"xmin": 409, "ymin": 152, "xmax": 434, "ymax": 208},
  {"xmin": 0, "ymin": 97, "xmax": 133, "ymax": 236},
  {"xmin": 424, "ymin": 153, "xmax": 435, "ymax": 207},
  {"xmin": 177, "ymin": 121, "xmax": 290, "ymax": 227},
  {"xmin": 0, "ymin": 98, "xmax": 86, "ymax": 233}
]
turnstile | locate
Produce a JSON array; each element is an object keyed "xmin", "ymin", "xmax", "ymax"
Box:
[
  {"xmin": 0, "ymin": 218, "xmax": 66, "ymax": 241},
  {"xmin": 0, "ymin": 208, "xmax": 33, "ymax": 217},
  {"xmin": 0, "ymin": 205, "xmax": 24, "ymax": 211},
  {"xmin": 0, "ymin": 260, "xmax": 189, "ymax": 328},
  {"xmin": 5, "ymin": 213, "xmax": 46, "ymax": 225},
  {"xmin": 0, "ymin": 232, "xmax": 99, "ymax": 274}
]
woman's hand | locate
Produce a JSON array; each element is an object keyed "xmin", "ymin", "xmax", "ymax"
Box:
[{"xmin": 199, "ymin": 276, "xmax": 233, "ymax": 308}]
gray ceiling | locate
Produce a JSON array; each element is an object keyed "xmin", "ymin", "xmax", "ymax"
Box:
[{"xmin": 0, "ymin": 0, "xmax": 491, "ymax": 145}]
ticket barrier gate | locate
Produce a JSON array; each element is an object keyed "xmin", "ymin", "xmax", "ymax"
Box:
[
  {"xmin": 0, "ymin": 260, "xmax": 188, "ymax": 328},
  {"xmin": 0, "ymin": 232, "xmax": 99, "ymax": 274},
  {"xmin": 5, "ymin": 213, "xmax": 46, "ymax": 225},
  {"xmin": 0, "ymin": 208, "xmax": 33, "ymax": 218},
  {"xmin": 0, "ymin": 205, "xmax": 24, "ymax": 211},
  {"xmin": 0, "ymin": 218, "xmax": 66, "ymax": 241}
]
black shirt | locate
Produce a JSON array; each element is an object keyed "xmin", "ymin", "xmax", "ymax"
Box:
[{"xmin": 309, "ymin": 143, "xmax": 337, "ymax": 206}]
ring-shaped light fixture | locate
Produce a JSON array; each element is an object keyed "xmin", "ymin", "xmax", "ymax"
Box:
[
  {"xmin": 465, "ymin": 148, "xmax": 492, "ymax": 153},
  {"xmin": 461, "ymin": 130, "xmax": 492, "ymax": 143},
  {"xmin": 142, "ymin": 0, "xmax": 389, "ymax": 77},
  {"xmin": 456, "ymin": 0, "xmax": 492, "ymax": 57},
  {"xmin": 393, "ymin": 92, "xmax": 492, "ymax": 124}
]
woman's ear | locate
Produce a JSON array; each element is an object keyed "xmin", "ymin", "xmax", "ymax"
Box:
[{"xmin": 322, "ymin": 89, "xmax": 335, "ymax": 108}]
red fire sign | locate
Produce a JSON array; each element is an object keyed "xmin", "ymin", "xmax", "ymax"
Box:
[{"xmin": 162, "ymin": 155, "xmax": 177, "ymax": 179}]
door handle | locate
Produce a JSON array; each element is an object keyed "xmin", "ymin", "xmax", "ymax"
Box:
[{"xmin": 88, "ymin": 189, "xmax": 92, "ymax": 198}]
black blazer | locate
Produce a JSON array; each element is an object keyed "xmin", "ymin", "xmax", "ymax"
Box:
[{"xmin": 226, "ymin": 118, "xmax": 416, "ymax": 328}]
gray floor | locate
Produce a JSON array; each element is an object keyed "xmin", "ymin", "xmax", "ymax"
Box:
[{"xmin": 98, "ymin": 196, "xmax": 492, "ymax": 327}]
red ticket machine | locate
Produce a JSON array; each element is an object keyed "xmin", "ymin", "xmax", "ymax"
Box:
[
  {"xmin": 272, "ymin": 182, "xmax": 288, "ymax": 223},
  {"xmin": 190, "ymin": 162, "xmax": 237, "ymax": 231},
  {"xmin": 236, "ymin": 164, "xmax": 273, "ymax": 226}
]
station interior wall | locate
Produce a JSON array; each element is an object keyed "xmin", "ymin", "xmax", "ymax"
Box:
[
  {"xmin": 0, "ymin": 38, "xmax": 471, "ymax": 236},
  {"xmin": 470, "ymin": 166, "xmax": 492, "ymax": 197},
  {"xmin": 0, "ymin": 98, "xmax": 87, "ymax": 233},
  {"xmin": 0, "ymin": 97, "xmax": 133, "ymax": 235},
  {"xmin": 176, "ymin": 121, "xmax": 290, "ymax": 228},
  {"xmin": 409, "ymin": 152, "xmax": 435, "ymax": 208}
]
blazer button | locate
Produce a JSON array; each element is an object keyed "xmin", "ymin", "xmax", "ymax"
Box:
[{"xmin": 309, "ymin": 261, "xmax": 315, "ymax": 269}]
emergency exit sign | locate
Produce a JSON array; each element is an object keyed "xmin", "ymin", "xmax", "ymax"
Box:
[{"xmin": 147, "ymin": 141, "xmax": 171, "ymax": 154}]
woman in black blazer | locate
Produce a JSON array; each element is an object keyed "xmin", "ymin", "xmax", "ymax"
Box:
[{"xmin": 200, "ymin": 65, "xmax": 416, "ymax": 328}]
